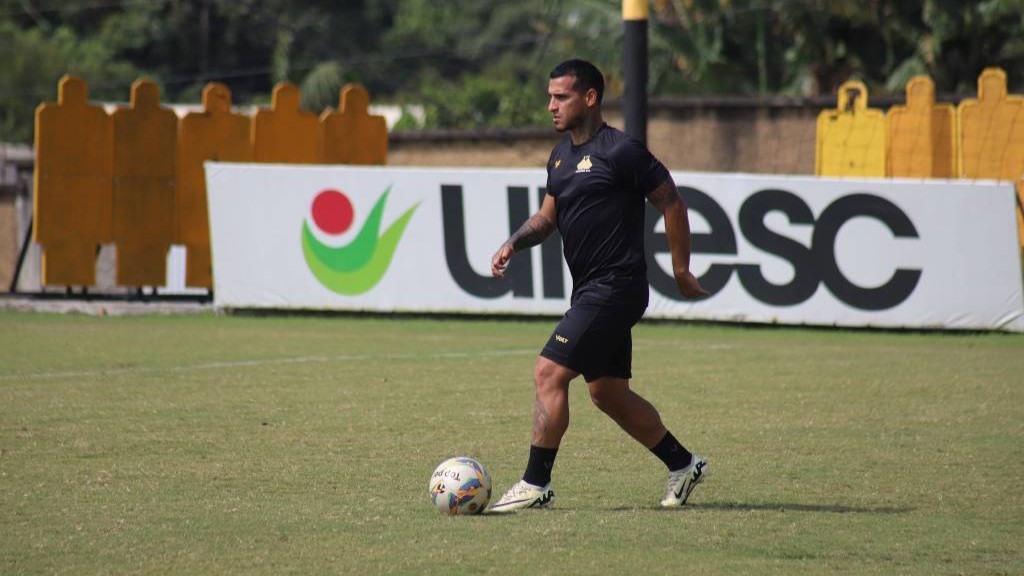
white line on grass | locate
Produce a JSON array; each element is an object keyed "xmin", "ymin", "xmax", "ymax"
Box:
[
  {"xmin": 1, "ymin": 348, "xmax": 539, "ymax": 382},
  {"xmin": 2, "ymin": 342, "xmax": 731, "ymax": 382}
]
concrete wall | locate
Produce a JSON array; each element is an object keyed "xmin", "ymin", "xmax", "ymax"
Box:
[
  {"xmin": 388, "ymin": 97, "xmax": 832, "ymax": 174},
  {"xmin": 0, "ymin": 144, "xmax": 33, "ymax": 291},
  {"xmin": 0, "ymin": 193, "xmax": 16, "ymax": 289},
  {"xmin": 645, "ymin": 102, "xmax": 820, "ymax": 174},
  {"xmin": 388, "ymin": 129, "xmax": 560, "ymax": 168}
]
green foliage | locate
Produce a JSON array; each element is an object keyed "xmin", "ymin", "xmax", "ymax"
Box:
[
  {"xmin": 0, "ymin": 22, "xmax": 54, "ymax": 143},
  {"xmin": 299, "ymin": 61, "xmax": 348, "ymax": 115},
  {"xmin": 0, "ymin": 20, "xmax": 139, "ymax": 143},
  {"xmin": 419, "ymin": 72, "xmax": 550, "ymax": 130},
  {"xmin": 391, "ymin": 108, "xmax": 423, "ymax": 131},
  {"xmin": 1, "ymin": 0, "xmax": 1024, "ymax": 143}
]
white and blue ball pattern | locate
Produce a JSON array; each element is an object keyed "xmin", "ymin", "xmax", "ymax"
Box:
[{"xmin": 428, "ymin": 457, "xmax": 492, "ymax": 515}]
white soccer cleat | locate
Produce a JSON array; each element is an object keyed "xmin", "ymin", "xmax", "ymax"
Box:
[
  {"xmin": 660, "ymin": 455, "xmax": 709, "ymax": 508},
  {"xmin": 485, "ymin": 480, "xmax": 555, "ymax": 514}
]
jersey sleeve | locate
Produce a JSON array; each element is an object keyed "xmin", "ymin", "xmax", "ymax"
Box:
[{"xmin": 610, "ymin": 137, "xmax": 670, "ymax": 197}]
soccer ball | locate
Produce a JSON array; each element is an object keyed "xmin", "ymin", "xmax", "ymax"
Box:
[{"xmin": 428, "ymin": 457, "xmax": 492, "ymax": 516}]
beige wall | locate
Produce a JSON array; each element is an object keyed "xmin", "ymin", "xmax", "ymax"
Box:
[
  {"xmin": 389, "ymin": 133, "xmax": 559, "ymax": 168},
  {"xmin": 645, "ymin": 107, "xmax": 818, "ymax": 174},
  {"xmin": 389, "ymin": 101, "xmax": 823, "ymax": 174},
  {"xmin": 0, "ymin": 193, "xmax": 15, "ymax": 289}
]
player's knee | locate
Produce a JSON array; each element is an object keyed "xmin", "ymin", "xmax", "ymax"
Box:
[
  {"xmin": 588, "ymin": 385, "xmax": 620, "ymax": 414},
  {"xmin": 533, "ymin": 360, "xmax": 570, "ymax": 396}
]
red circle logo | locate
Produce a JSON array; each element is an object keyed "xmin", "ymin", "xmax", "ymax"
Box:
[{"xmin": 311, "ymin": 189, "xmax": 354, "ymax": 235}]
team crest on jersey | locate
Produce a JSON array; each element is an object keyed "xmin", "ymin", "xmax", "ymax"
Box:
[
  {"xmin": 576, "ymin": 155, "xmax": 592, "ymax": 173},
  {"xmin": 554, "ymin": 159, "xmax": 561, "ymax": 169}
]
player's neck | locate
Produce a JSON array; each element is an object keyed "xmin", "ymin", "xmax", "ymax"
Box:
[{"xmin": 569, "ymin": 112, "xmax": 605, "ymax": 146}]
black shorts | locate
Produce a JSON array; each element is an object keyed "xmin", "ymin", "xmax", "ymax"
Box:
[{"xmin": 540, "ymin": 298, "xmax": 646, "ymax": 382}]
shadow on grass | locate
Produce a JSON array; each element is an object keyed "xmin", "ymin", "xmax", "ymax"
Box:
[
  {"xmin": 476, "ymin": 499, "xmax": 914, "ymax": 516},
  {"xmin": 661, "ymin": 501, "xmax": 915, "ymax": 515},
  {"xmin": 475, "ymin": 502, "xmax": 913, "ymax": 516}
]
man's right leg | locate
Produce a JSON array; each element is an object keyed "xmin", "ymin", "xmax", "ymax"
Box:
[
  {"xmin": 487, "ymin": 356, "xmax": 576, "ymax": 513},
  {"xmin": 531, "ymin": 355, "xmax": 577, "ymax": 447}
]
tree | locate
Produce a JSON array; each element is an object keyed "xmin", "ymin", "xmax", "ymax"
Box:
[
  {"xmin": 0, "ymin": 19, "xmax": 139, "ymax": 143},
  {"xmin": 1, "ymin": 0, "xmax": 1023, "ymax": 143}
]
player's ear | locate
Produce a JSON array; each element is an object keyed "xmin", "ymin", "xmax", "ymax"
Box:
[{"xmin": 585, "ymin": 88, "xmax": 598, "ymax": 107}]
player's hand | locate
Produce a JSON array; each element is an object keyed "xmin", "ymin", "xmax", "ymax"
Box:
[
  {"xmin": 491, "ymin": 243, "xmax": 514, "ymax": 278},
  {"xmin": 676, "ymin": 270, "xmax": 710, "ymax": 299}
]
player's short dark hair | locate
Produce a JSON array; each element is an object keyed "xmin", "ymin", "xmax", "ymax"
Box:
[{"xmin": 549, "ymin": 59, "xmax": 605, "ymax": 104}]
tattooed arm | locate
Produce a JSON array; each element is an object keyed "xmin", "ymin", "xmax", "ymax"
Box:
[
  {"xmin": 646, "ymin": 176, "xmax": 710, "ymax": 299},
  {"xmin": 491, "ymin": 193, "xmax": 558, "ymax": 278}
]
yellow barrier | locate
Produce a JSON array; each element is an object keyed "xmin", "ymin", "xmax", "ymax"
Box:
[
  {"xmin": 253, "ymin": 82, "xmax": 319, "ymax": 164},
  {"xmin": 816, "ymin": 81, "xmax": 886, "ymax": 177},
  {"xmin": 320, "ymin": 84, "xmax": 388, "ymax": 165},
  {"xmin": 958, "ymin": 68, "xmax": 1024, "ymax": 250},
  {"xmin": 958, "ymin": 67, "xmax": 1024, "ymax": 180},
  {"xmin": 887, "ymin": 76, "xmax": 956, "ymax": 178},
  {"xmin": 33, "ymin": 75, "xmax": 113, "ymax": 286},
  {"xmin": 32, "ymin": 77, "xmax": 392, "ymax": 289},
  {"xmin": 111, "ymin": 80, "xmax": 177, "ymax": 287},
  {"xmin": 177, "ymin": 83, "xmax": 253, "ymax": 288}
]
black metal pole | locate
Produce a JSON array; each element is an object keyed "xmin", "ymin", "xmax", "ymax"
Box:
[{"xmin": 623, "ymin": 0, "xmax": 648, "ymax": 145}]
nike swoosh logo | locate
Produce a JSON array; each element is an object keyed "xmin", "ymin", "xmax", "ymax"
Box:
[
  {"xmin": 674, "ymin": 461, "xmax": 706, "ymax": 499},
  {"xmin": 491, "ymin": 490, "xmax": 555, "ymax": 510},
  {"xmin": 532, "ymin": 491, "xmax": 554, "ymax": 507}
]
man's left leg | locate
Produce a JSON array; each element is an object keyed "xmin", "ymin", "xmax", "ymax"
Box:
[
  {"xmin": 588, "ymin": 377, "xmax": 709, "ymax": 507},
  {"xmin": 587, "ymin": 377, "xmax": 667, "ymax": 448}
]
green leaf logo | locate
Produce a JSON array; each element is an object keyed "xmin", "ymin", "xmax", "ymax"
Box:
[{"xmin": 302, "ymin": 186, "xmax": 419, "ymax": 295}]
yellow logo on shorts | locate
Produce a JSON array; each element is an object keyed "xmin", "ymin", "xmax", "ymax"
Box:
[{"xmin": 554, "ymin": 334, "xmax": 569, "ymax": 344}]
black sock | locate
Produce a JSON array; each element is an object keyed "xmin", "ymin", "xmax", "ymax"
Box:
[
  {"xmin": 522, "ymin": 445, "xmax": 558, "ymax": 487},
  {"xmin": 650, "ymin": 431, "xmax": 693, "ymax": 472}
]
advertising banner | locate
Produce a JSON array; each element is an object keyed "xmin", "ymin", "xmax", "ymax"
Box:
[{"xmin": 206, "ymin": 163, "xmax": 1024, "ymax": 331}]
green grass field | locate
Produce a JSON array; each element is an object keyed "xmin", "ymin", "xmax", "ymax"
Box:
[{"xmin": 1, "ymin": 310, "xmax": 1022, "ymax": 575}]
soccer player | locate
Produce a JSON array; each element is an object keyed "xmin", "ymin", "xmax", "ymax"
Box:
[{"xmin": 487, "ymin": 59, "xmax": 710, "ymax": 513}]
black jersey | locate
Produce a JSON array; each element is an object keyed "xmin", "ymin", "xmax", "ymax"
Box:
[{"xmin": 545, "ymin": 124, "xmax": 670, "ymax": 305}]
